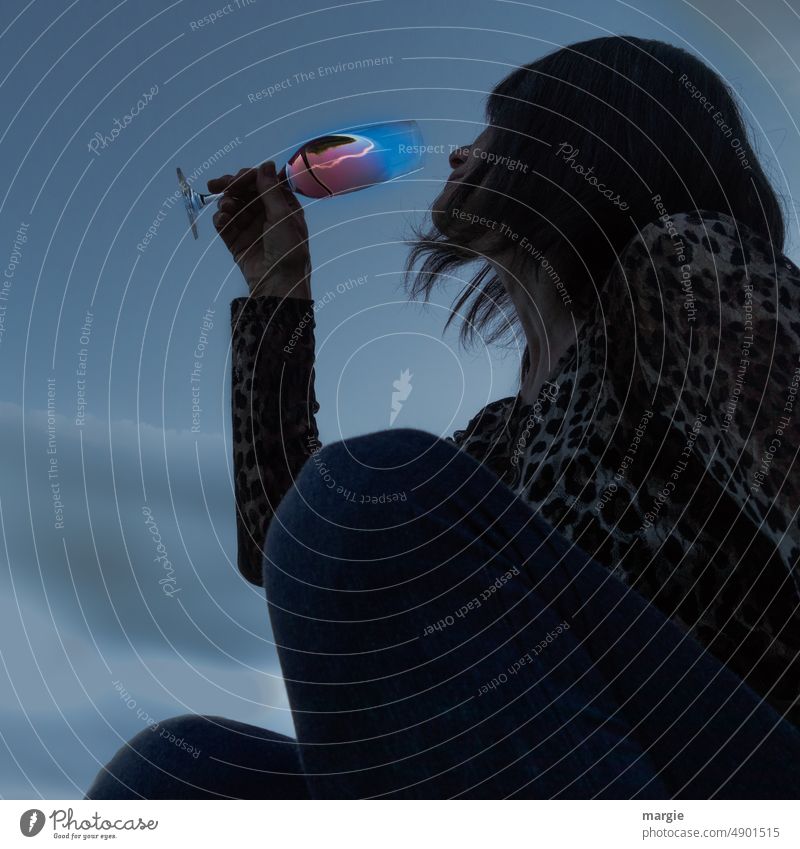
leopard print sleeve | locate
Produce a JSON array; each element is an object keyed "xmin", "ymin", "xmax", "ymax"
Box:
[{"xmin": 231, "ymin": 295, "xmax": 320, "ymax": 586}]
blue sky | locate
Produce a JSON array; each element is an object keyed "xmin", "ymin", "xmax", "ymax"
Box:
[{"xmin": 1, "ymin": 0, "xmax": 799, "ymax": 798}]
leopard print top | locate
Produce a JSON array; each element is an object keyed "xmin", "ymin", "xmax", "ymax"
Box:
[{"xmin": 231, "ymin": 210, "xmax": 800, "ymax": 726}]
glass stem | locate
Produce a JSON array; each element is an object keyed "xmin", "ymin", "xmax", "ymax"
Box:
[{"xmin": 199, "ymin": 192, "xmax": 223, "ymax": 207}]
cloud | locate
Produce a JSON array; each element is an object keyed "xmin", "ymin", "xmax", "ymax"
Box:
[
  {"xmin": 1, "ymin": 401, "xmax": 274, "ymax": 659},
  {"xmin": 0, "ymin": 402, "xmax": 295, "ymax": 797}
]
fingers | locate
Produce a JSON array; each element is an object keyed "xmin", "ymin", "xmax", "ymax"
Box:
[
  {"xmin": 211, "ymin": 207, "xmax": 236, "ymax": 250},
  {"xmin": 213, "ymin": 191, "xmax": 263, "ymax": 232},
  {"xmin": 211, "ymin": 160, "xmax": 308, "ymax": 260},
  {"xmin": 212, "ymin": 180, "xmax": 263, "ymax": 236},
  {"xmin": 216, "ymin": 196, "xmax": 248, "ymax": 215},
  {"xmin": 255, "ymin": 160, "xmax": 278, "ymax": 199},
  {"xmin": 212, "ymin": 175, "xmax": 267, "ymax": 255},
  {"xmin": 207, "ymin": 167, "xmax": 257, "ymax": 194},
  {"xmin": 212, "ymin": 194, "xmax": 254, "ymax": 248},
  {"xmin": 257, "ymin": 160, "xmax": 302, "ymax": 221},
  {"xmin": 213, "ymin": 205, "xmax": 263, "ymax": 261},
  {"xmin": 207, "ymin": 174, "xmax": 233, "ymax": 193},
  {"xmin": 212, "ymin": 201, "xmax": 260, "ymax": 251}
]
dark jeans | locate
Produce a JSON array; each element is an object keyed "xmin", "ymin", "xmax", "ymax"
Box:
[{"xmin": 87, "ymin": 428, "xmax": 800, "ymax": 799}]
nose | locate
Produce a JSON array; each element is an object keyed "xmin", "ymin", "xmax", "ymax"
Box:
[{"xmin": 448, "ymin": 146, "xmax": 470, "ymax": 171}]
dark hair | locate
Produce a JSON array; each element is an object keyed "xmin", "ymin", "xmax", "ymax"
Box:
[{"xmin": 404, "ymin": 35, "xmax": 785, "ymax": 379}]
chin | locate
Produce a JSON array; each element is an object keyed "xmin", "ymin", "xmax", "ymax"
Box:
[{"xmin": 430, "ymin": 188, "xmax": 454, "ymax": 234}]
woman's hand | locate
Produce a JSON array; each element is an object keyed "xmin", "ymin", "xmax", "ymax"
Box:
[{"xmin": 208, "ymin": 161, "xmax": 311, "ymax": 299}]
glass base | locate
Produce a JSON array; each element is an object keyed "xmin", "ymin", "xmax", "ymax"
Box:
[{"xmin": 177, "ymin": 167, "xmax": 201, "ymax": 239}]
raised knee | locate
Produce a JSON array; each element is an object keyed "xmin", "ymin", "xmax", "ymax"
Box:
[
  {"xmin": 294, "ymin": 427, "xmax": 447, "ymax": 497},
  {"xmin": 266, "ymin": 430, "xmax": 451, "ymax": 595},
  {"xmin": 126, "ymin": 714, "xmax": 205, "ymax": 757},
  {"xmin": 340, "ymin": 427, "xmax": 444, "ymax": 464},
  {"xmin": 86, "ymin": 714, "xmax": 207, "ymax": 799}
]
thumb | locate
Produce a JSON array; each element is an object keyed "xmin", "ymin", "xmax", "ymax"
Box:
[
  {"xmin": 257, "ymin": 160, "xmax": 299, "ymax": 222},
  {"xmin": 256, "ymin": 161, "xmax": 277, "ymax": 198}
]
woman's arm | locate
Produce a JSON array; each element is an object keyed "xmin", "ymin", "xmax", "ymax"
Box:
[
  {"xmin": 208, "ymin": 162, "xmax": 314, "ymax": 584},
  {"xmin": 231, "ymin": 294, "xmax": 320, "ymax": 585}
]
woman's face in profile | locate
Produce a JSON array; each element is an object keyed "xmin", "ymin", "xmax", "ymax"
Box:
[{"xmin": 432, "ymin": 126, "xmax": 494, "ymax": 224}]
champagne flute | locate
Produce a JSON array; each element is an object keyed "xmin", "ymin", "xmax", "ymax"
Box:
[{"xmin": 177, "ymin": 120, "xmax": 425, "ymax": 239}]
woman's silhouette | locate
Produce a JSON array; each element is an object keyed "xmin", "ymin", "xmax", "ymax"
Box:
[{"xmin": 88, "ymin": 35, "xmax": 800, "ymax": 799}]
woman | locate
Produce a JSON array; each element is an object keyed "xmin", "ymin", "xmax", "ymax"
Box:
[{"xmin": 88, "ymin": 35, "xmax": 800, "ymax": 799}]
